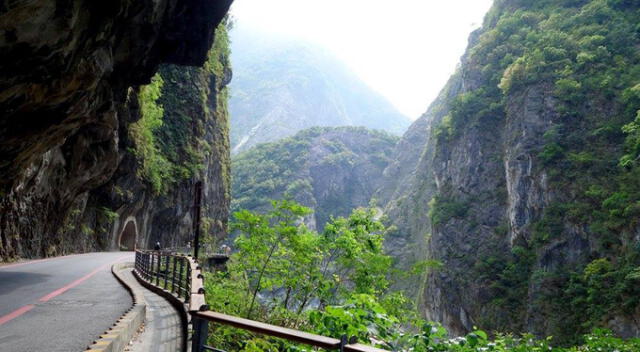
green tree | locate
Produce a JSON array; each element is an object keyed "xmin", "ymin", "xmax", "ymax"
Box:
[
  {"xmin": 232, "ymin": 199, "xmax": 313, "ymax": 319},
  {"xmin": 231, "ymin": 200, "xmax": 393, "ymax": 320}
]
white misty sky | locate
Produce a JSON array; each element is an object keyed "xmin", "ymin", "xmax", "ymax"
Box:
[{"xmin": 230, "ymin": 0, "xmax": 494, "ymax": 120}]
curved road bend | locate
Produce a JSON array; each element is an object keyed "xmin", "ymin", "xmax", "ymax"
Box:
[{"xmin": 0, "ymin": 252, "xmax": 134, "ymax": 352}]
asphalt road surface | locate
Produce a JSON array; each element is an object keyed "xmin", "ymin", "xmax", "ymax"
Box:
[{"xmin": 0, "ymin": 252, "xmax": 134, "ymax": 352}]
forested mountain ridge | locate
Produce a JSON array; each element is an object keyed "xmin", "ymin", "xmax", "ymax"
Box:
[
  {"xmin": 380, "ymin": 0, "xmax": 640, "ymax": 343},
  {"xmin": 229, "ymin": 26, "xmax": 411, "ymax": 154},
  {"xmin": 232, "ymin": 126, "xmax": 398, "ymax": 231}
]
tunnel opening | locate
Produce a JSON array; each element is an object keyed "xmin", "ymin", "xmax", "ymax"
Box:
[{"xmin": 118, "ymin": 220, "xmax": 137, "ymax": 251}]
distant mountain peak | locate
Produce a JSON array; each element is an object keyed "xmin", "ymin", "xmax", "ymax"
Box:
[{"xmin": 229, "ymin": 25, "xmax": 410, "ymax": 154}]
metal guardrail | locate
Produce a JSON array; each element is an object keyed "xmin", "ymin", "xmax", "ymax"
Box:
[
  {"xmin": 134, "ymin": 250, "xmax": 387, "ymax": 352},
  {"xmin": 134, "ymin": 250, "xmax": 192, "ymax": 302},
  {"xmin": 192, "ymin": 311, "xmax": 387, "ymax": 352}
]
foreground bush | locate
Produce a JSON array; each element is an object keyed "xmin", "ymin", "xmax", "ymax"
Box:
[{"xmin": 202, "ymin": 201, "xmax": 639, "ymax": 351}]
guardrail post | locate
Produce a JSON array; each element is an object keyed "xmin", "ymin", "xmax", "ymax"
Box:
[
  {"xmin": 149, "ymin": 253, "xmax": 153, "ymax": 281},
  {"xmin": 147, "ymin": 252, "xmax": 152, "ymax": 280},
  {"xmin": 144, "ymin": 252, "xmax": 149, "ymax": 279},
  {"xmin": 164, "ymin": 255, "xmax": 170, "ymax": 290},
  {"xmin": 339, "ymin": 335, "xmax": 348, "ymax": 352},
  {"xmin": 185, "ymin": 262, "xmax": 192, "ymax": 303},
  {"xmin": 191, "ymin": 316, "xmax": 209, "ymax": 352},
  {"xmin": 156, "ymin": 253, "xmax": 162, "ymax": 286},
  {"xmin": 143, "ymin": 252, "xmax": 147, "ymax": 279},
  {"xmin": 171, "ymin": 256, "xmax": 177, "ymax": 294},
  {"xmin": 150, "ymin": 253, "xmax": 154, "ymax": 282},
  {"xmin": 178, "ymin": 257, "xmax": 185, "ymax": 299}
]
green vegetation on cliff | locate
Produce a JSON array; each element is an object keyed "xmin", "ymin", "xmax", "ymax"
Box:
[
  {"xmin": 426, "ymin": 0, "xmax": 640, "ymax": 342},
  {"xmin": 130, "ymin": 74, "xmax": 173, "ymax": 194},
  {"xmin": 130, "ymin": 20, "xmax": 231, "ymax": 195},
  {"xmin": 232, "ymin": 126, "xmax": 398, "ymax": 229}
]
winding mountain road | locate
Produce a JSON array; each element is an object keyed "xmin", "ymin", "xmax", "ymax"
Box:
[{"xmin": 0, "ymin": 252, "xmax": 133, "ymax": 352}]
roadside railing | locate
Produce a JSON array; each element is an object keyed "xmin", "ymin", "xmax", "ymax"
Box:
[
  {"xmin": 134, "ymin": 250, "xmax": 193, "ymax": 302},
  {"xmin": 162, "ymin": 245, "xmax": 230, "ymax": 258},
  {"xmin": 133, "ymin": 250, "xmax": 387, "ymax": 352}
]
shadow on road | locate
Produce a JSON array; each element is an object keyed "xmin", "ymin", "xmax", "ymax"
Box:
[{"xmin": 0, "ymin": 271, "xmax": 51, "ymax": 295}]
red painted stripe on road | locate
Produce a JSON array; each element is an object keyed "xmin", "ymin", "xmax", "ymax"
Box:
[
  {"xmin": 0, "ymin": 255, "xmax": 130, "ymax": 326},
  {"xmin": 0, "ymin": 304, "xmax": 35, "ymax": 325},
  {"xmin": 38, "ymin": 255, "xmax": 129, "ymax": 302},
  {"xmin": 38, "ymin": 266, "xmax": 106, "ymax": 302}
]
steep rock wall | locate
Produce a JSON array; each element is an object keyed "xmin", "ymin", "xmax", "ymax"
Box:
[
  {"xmin": 107, "ymin": 40, "xmax": 232, "ymax": 251},
  {"xmin": 378, "ymin": 72, "xmax": 465, "ymax": 306},
  {"xmin": 382, "ymin": 0, "xmax": 640, "ymax": 343},
  {"xmin": 0, "ymin": 0, "xmax": 232, "ymax": 260}
]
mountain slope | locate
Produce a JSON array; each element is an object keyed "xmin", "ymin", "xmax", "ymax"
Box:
[
  {"xmin": 229, "ymin": 26, "xmax": 410, "ymax": 154},
  {"xmin": 232, "ymin": 126, "xmax": 398, "ymax": 230},
  {"xmin": 380, "ymin": 0, "xmax": 640, "ymax": 343}
]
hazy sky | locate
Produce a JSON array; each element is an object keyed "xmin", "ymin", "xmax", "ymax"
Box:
[{"xmin": 230, "ymin": 0, "xmax": 494, "ymax": 119}]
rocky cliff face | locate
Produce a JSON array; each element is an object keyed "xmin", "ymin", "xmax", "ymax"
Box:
[
  {"xmin": 378, "ymin": 71, "xmax": 465, "ymax": 308},
  {"xmin": 381, "ymin": 0, "xmax": 640, "ymax": 343},
  {"xmin": 232, "ymin": 127, "xmax": 398, "ymax": 231},
  {"xmin": 0, "ymin": 0, "xmax": 232, "ymax": 260},
  {"xmin": 88, "ymin": 30, "xmax": 232, "ymax": 254}
]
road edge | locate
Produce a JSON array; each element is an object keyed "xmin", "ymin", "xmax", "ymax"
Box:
[{"xmin": 86, "ymin": 262, "xmax": 146, "ymax": 352}]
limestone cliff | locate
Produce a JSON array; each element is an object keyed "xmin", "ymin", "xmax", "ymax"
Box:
[
  {"xmin": 381, "ymin": 0, "xmax": 640, "ymax": 343},
  {"xmin": 89, "ymin": 24, "xmax": 232, "ymax": 253},
  {"xmin": 0, "ymin": 0, "xmax": 232, "ymax": 260}
]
